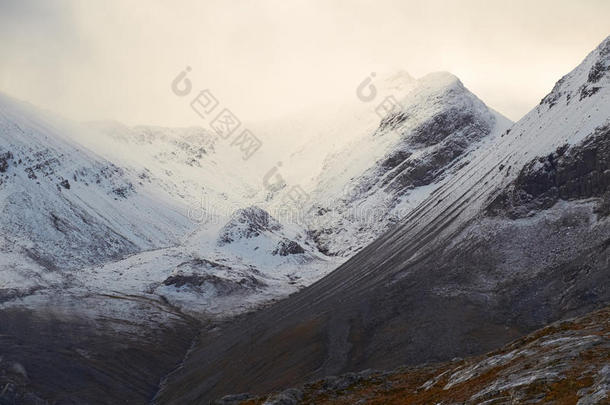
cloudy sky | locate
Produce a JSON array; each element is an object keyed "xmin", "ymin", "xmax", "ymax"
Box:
[{"xmin": 0, "ymin": 0, "xmax": 608, "ymax": 126}]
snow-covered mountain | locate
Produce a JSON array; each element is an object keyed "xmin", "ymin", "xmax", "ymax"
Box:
[
  {"xmin": 299, "ymin": 72, "xmax": 512, "ymax": 256},
  {"xmin": 157, "ymin": 36, "xmax": 610, "ymax": 404},
  {"xmin": 0, "ymin": 93, "xmax": 195, "ymax": 297}
]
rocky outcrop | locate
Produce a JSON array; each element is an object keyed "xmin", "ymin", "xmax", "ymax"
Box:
[
  {"xmin": 163, "ymin": 273, "xmax": 264, "ymax": 296},
  {"xmin": 272, "ymin": 240, "xmax": 305, "ymax": 256},
  {"xmin": 0, "ymin": 150, "xmax": 12, "ymax": 173},
  {"xmin": 162, "ymin": 258, "xmax": 266, "ymax": 296},
  {"xmin": 488, "ymin": 124, "xmax": 610, "ymax": 218},
  {"xmin": 579, "ymin": 38, "xmax": 610, "ymax": 100},
  {"xmin": 218, "ymin": 206, "xmax": 283, "ymax": 246}
]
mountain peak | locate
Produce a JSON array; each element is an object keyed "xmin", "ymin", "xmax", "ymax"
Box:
[
  {"xmin": 539, "ymin": 35, "xmax": 609, "ymax": 111},
  {"xmin": 392, "ymin": 71, "xmax": 485, "ymax": 122}
]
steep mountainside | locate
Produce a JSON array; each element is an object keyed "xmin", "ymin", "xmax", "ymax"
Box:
[{"xmin": 156, "ymin": 36, "xmax": 610, "ymax": 404}]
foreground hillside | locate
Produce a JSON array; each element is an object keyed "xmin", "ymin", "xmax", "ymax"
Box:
[{"xmin": 223, "ymin": 306, "xmax": 609, "ymax": 405}]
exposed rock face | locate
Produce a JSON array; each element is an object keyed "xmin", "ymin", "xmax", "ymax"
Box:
[
  {"xmin": 162, "ymin": 259, "xmax": 266, "ymax": 296},
  {"xmin": 488, "ymin": 124, "xmax": 610, "ymax": 218},
  {"xmin": 216, "ymin": 205, "xmax": 315, "ymax": 263},
  {"xmin": 578, "ymin": 39, "xmax": 610, "ymax": 100},
  {"xmin": 218, "ymin": 206, "xmax": 283, "ymax": 245},
  {"xmin": 272, "ymin": 240, "xmax": 305, "ymax": 256},
  {"xmin": 163, "ymin": 273, "xmax": 264, "ymax": 296},
  {"xmin": 377, "ymin": 105, "xmax": 492, "ymax": 194},
  {"xmin": 59, "ymin": 179, "xmax": 70, "ymax": 190},
  {"xmin": 235, "ymin": 306, "xmax": 610, "ymax": 405}
]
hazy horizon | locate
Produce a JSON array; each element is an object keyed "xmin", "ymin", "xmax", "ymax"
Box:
[{"xmin": 0, "ymin": 0, "xmax": 608, "ymax": 128}]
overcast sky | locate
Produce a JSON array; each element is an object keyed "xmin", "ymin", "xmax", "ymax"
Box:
[{"xmin": 0, "ymin": 0, "xmax": 608, "ymax": 127}]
